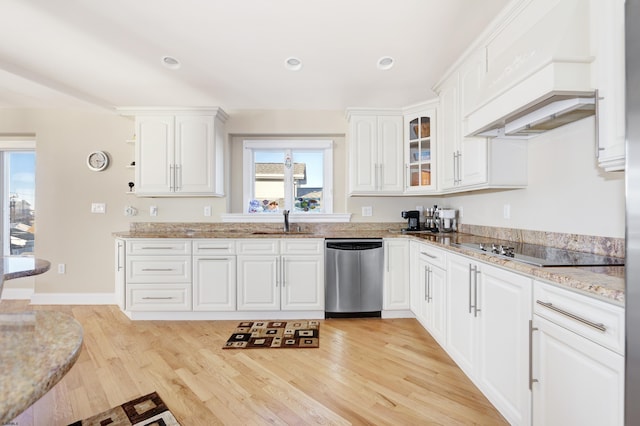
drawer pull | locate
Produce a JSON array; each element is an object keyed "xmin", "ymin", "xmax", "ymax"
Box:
[
  {"xmin": 140, "ymin": 247, "xmax": 178, "ymax": 250},
  {"xmin": 420, "ymin": 251, "xmax": 438, "ymax": 259},
  {"xmin": 536, "ymin": 300, "xmax": 607, "ymax": 332},
  {"xmin": 141, "ymin": 268, "xmax": 175, "ymax": 272},
  {"xmin": 199, "ymin": 247, "xmax": 230, "ymax": 250},
  {"xmin": 142, "ymin": 296, "xmax": 175, "ymax": 300}
]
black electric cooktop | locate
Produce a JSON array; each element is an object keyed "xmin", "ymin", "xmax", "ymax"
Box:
[{"xmin": 453, "ymin": 241, "xmax": 624, "ymax": 267}]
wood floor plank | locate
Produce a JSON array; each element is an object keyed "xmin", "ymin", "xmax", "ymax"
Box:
[{"xmin": 2, "ymin": 302, "xmax": 508, "ymax": 425}]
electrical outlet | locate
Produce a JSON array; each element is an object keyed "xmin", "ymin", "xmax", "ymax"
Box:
[
  {"xmin": 91, "ymin": 203, "xmax": 106, "ymax": 214},
  {"xmin": 150, "ymin": 206, "xmax": 158, "ymax": 217},
  {"xmin": 57, "ymin": 263, "xmax": 66, "ymax": 274},
  {"xmin": 204, "ymin": 205, "xmax": 212, "ymax": 217},
  {"xmin": 503, "ymin": 204, "xmax": 511, "ymax": 219},
  {"xmin": 362, "ymin": 206, "xmax": 373, "ymax": 217}
]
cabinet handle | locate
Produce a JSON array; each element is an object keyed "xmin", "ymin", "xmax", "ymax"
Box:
[
  {"xmin": 198, "ymin": 247, "xmax": 231, "ymax": 250},
  {"xmin": 175, "ymin": 164, "xmax": 182, "ymax": 191},
  {"xmin": 379, "ymin": 164, "xmax": 384, "ymax": 189},
  {"xmin": 424, "ymin": 266, "xmax": 429, "ymax": 302},
  {"xmin": 141, "ymin": 268, "xmax": 174, "ymax": 272},
  {"xmin": 420, "ymin": 251, "xmax": 438, "ymax": 259},
  {"xmin": 169, "ymin": 164, "xmax": 175, "ymax": 191},
  {"xmin": 529, "ymin": 320, "xmax": 539, "ymax": 390},
  {"xmin": 535, "ymin": 300, "xmax": 607, "ymax": 332},
  {"xmin": 473, "ymin": 265, "xmax": 481, "ymax": 317},
  {"xmin": 142, "ymin": 296, "xmax": 174, "ymax": 300},
  {"xmin": 468, "ymin": 264, "xmax": 474, "ymax": 314},
  {"xmin": 281, "ymin": 258, "xmax": 285, "ymax": 287},
  {"xmin": 140, "ymin": 247, "xmax": 177, "ymax": 250},
  {"xmin": 117, "ymin": 242, "xmax": 124, "ymax": 271},
  {"xmin": 453, "ymin": 153, "xmax": 458, "ymax": 185},
  {"xmin": 595, "ymin": 89, "xmax": 604, "ymax": 158},
  {"xmin": 427, "ymin": 266, "xmax": 433, "ymax": 302}
]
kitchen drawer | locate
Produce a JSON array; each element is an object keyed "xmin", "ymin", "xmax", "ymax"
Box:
[
  {"xmin": 193, "ymin": 239, "xmax": 236, "ymax": 255},
  {"xmin": 126, "ymin": 284, "xmax": 191, "ymax": 311},
  {"xmin": 533, "ymin": 280, "xmax": 624, "ymax": 355},
  {"xmin": 281, "ymin": 238, "xmax": 323, "ymax": 255},
  {"xmin": 126, "ymin": 239, "xmax": 191, "ymax": 255},
  {"xmin": 127, "ymin": 256, "xmax": 191, "ymax": 283},
  {"xmin": 416, "ymin": 243, "xmax": 447, "ymax": 269},
  {"xmin": 236, "ymin": 239, "xmax": 279, "ymax": 255}
]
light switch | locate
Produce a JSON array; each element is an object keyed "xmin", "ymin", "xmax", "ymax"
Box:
[
  {"xmin": 91, "ymin": 203, "xmax": 106, "ymax": 214},
  {"xmin": 204, "ymin": 205, "xmax": 212, "ymax": 217},
  {"xmin": 362, "ymin": 206, "xmax": 373, "ymax": 217},
  {"xmin": 150, "ymin": 206, "xmax": 158, "ymax": 217}
]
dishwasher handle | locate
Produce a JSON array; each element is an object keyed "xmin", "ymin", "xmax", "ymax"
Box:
[{"xmin": 326, "ymin": 241, "xmax": 383, "ymax": 251}]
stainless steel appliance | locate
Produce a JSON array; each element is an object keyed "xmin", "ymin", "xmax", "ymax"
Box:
[
  {"xmin": 626, "ymin": 2, "xmax": 640, "ymax": 422},
  {"xmin": 437, "ymin": 208, "xmax": 457, "ymax": 233},
  {"xmin": 453, "ymin": 240, "xmax": 625, "ymax": 267},
  {"xmin": 324, "ymin": 239, "xmax": 383, "ymax": 318},
  {"xmin": 401, "ymin": 210, "xmax": 421, "ymax": 231}
]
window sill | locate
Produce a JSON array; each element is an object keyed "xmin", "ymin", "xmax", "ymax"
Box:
[{"xmin": 221, "ymin": 213, "xmax": 352, "ymax": 223}]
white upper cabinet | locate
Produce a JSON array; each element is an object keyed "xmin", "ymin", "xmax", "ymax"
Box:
[
  {"xmin": 347, "ymin": 111, "xmax": 404, "ymax": 195},
  {"xmin": 119, "ymin": 107, "xmax": 228, "ymax": 197},
  {"xmin": 403, "ymin": 104, "xmax": 438, "ymax": 193},
  {"xmin": 591, "ymin": 0, "xmax": 626, "ymax": 171}
]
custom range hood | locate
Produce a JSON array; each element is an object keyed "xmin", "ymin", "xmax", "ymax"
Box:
[{"xmin": 468, "ymin": 90, "xmax": 596, "ymax": 138}]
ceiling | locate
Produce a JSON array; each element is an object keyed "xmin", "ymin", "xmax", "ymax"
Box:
[{"xmin": 0, "ymin": 0, "xmax": 510, "ymax": 111}]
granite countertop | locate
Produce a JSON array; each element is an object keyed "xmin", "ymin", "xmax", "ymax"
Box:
[
  {"xmin": 114, "ymin": 226, "xmax": 625, "ymax": 306},
  {"xmin": 0, "ymin": 256, "xmax": 83, "ymax": 424},
  {"xmin": 0, "ymin": 311, "xmax": 83, "ymax": 424}
]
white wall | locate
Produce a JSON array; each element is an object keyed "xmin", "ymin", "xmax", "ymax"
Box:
[
  {"xmin": 0, "ymin": 108, "xmax": 624, "ymax": 297},
  {"xmin": 441, "ymin": 117, "xmax": 625, "ymax": 238}
]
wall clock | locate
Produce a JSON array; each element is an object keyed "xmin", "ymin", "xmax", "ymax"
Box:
[{"xmin": 87, "ymin": 150, "xmax": 110, "ymax": 171}]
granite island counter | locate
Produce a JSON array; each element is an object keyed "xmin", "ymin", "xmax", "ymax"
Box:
[{"xmin": 0, "ymin": 256, "xmax": 83, "ymax": 424}]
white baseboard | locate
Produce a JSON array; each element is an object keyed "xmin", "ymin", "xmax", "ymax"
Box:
[
  {"xmin": 123, "ymin": 310, "xmax": 325, "ymax": 321},
  {"xmin": 30, "ymin": 293, "xmax": 116, "ymax": 305},
  {"xmin": 381, "ymin": 310, "xmax": 415, "ymax": 319},
  {"xmin": 1, "ymin": 288, "xmax": 35, "ymax": 300}
]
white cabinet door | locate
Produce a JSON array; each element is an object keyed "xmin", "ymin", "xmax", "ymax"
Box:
[
  {"xmin": 459, "ymin": 137, "xmax": 488, "ymax": 187},
  {"xmin": 135, "ymin": 115, "xmax": 174, "ymax": 194},
  {"xmin": 426, "ymin": 264, "xmax": 447, "ymax": 346},
  {"xmin": 477, "ymin": 263, "xmax": 532, "ymax": 426},
  {"xmin": 281, "ymin": 255, "xmax": 323, "ymax": 310},
  {"xmin": 445, "ymin": 254, "xmax": 477, "ymax": 376},
  {"xmin": 237, "ymin": 255, "xmax": 279, "ymax": 310},
  {"xmin": 175, "ymin": 115, "xmax": 219, "ymax": 194},
  {"xmin": 348, "ymin": 113, "xmax": 403, "ymax": 194},
  {"xmin": 115, "ymin": 239, "xmax": 126, "ymax": 310},
  {"xmin": 592, "ymin": 0, "xmax": 625, "ymax": 171},
  {"xmin": 193, "ymin": 256, "xmax": 236, "ymax": 311},
  {"xmin": 532, "ymin": 315, "xmax": 624, "ymax": 426},
  {"xmin": 404, "ymin": 107, "xmax": 437, "ymax": 193},
  {"xmin": 439, "ymin": 78, "xmax": 459, "ymax": 191},
  {"xmin": 383, "ymin": 239, "xmax": 410, "ymax": 310}
]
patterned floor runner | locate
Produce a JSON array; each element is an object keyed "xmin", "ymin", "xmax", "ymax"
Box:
[{"xmin": 223, "ymin": 320, "xmax": 320, "ymax": 349}]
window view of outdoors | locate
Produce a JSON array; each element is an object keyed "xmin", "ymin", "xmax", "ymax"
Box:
[
  {"xmin": 249, "ymin": 150, "xmax": 324, "ymax": 213},
  {"xmin": 8, "ymin": 152, "xmax": 35, "ymax": 254}
]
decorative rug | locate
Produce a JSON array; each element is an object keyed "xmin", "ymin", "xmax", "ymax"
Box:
[
  {"xmin": 223, "ymin": 320, "xmax": 320, "ymax": 349},
  {"xmin": 68, "ymin": 391, "xmax": 180, "ymax": 426}
]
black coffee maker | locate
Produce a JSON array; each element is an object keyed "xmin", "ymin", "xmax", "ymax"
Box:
[{"xmin": 401, "ymin": 210, "xmax": 421, "ymax": 231}]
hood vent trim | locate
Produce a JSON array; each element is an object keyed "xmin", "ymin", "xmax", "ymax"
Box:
[{"xmin": 473, "ymin": 93, "xmax": 596, "ymax": 139}]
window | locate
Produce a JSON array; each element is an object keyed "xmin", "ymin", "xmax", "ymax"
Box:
[
  {"xmin": 0, "ymin": 140, "xmax": 36, "ymax": 255},
  {"xmin": 243, "ymin": 140, "xmax": 333, "ymax": 214}
]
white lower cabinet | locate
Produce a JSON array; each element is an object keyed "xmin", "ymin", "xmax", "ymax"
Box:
[
  {"xmin": 531, "ymin": 281, "xmax": 624, "ymax": 426},
  {"xmin": 383, "ymin": 239, "xmax": 410, "ymax": 311},
  {"xmin": 410, "ymin": 242, "xmax": 447, "ymax": 346},
  {"xmin": 193, "ymin": 239, "xmax": 236, "ymax": 311},
  {"xmin": 446, "ymin": 253, "xmax": 532, "ymax": 426},
  {"xmin": 124, "ymin": 239, "xmax": 192, "ymax": 311},
  {"xmin": 237, "ymin": 239, "xmax": 324, "ymax": 311}
]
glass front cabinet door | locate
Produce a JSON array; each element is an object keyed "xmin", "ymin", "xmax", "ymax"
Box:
[{"xmin": 405, "ymin": 109, "xmax": 436, "ymax": 193}]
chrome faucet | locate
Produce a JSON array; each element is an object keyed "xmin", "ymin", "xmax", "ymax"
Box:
[{"xmin": 283, "ymin": 209, "xmax": 290, "ymax": 232}]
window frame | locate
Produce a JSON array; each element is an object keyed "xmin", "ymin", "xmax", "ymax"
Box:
[{"xmin": 242, "ymin": 139, "xmax": 334, "ymax": 214}]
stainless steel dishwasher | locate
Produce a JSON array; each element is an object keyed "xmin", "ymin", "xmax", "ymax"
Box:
[{"xmin": 325, "ymin": 239, "xmax": 383, "ymax": 318}]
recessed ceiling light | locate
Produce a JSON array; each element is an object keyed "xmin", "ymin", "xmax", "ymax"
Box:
[
  {"xmin": 377, "ymin": 56, "xmax": 394, "ymax": 70},
  {"xmin": 161, "ymin": 55, "xmax": 181, "ymax": 70},
  {"xmin": 284, "ymin": 57, "xmax": 302, "ymax": 71}
]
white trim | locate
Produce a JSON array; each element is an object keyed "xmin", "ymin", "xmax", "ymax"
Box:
[
  {"xmin": 1, "ymin": 287, "xmax": 34, "ymax": 300},
  {"xmin": 381, "ymin": 310, "xmax": 415, "ymax": 319},
  {"xmin": 221, "ymin": 213, "xmax": 351, "ymax": 223},
  {"xmin": 0, "ymin": 139, "xmax": 36, "ymax": 150},
  {"xmin": 30, "ymin": 292, "xmax": 116, "ymax": 305},
  {"xmin": 122, "ymin": 310, "xmax": 325, "ymax": 321}
]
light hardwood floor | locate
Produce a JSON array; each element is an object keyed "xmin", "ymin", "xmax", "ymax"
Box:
[{"xmin": 2, "ymin": 301, "xmax": 507, "ymax": 425}]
